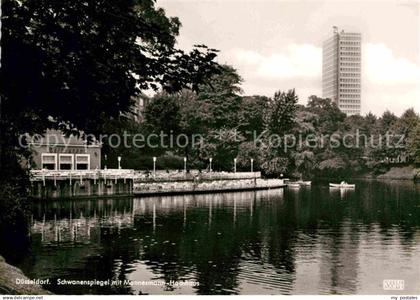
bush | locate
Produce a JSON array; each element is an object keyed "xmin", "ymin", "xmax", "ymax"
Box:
[
  {"xmin": 0, "ymin": 152, "xmax": 31, "ymax": 263},
  {"xmin": 0, "ymin": 181, "xmax": 31, "ymax": 263}
]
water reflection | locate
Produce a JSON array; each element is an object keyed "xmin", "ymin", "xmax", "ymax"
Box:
[{"xmin": 18, "ymin": 181, "xmax": 420, "ymax": 295}]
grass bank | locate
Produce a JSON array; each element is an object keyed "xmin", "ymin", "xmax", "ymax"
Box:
[{"xmin": 376, "ymin": 166, "xmax": 420, "ymax": 181}]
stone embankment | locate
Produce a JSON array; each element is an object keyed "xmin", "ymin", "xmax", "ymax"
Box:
[
  {"xmin": 0, "ymin": 256, "xmax": 50, "ymax": 295},
  {"xmin": 133, "ymin": 171, "xmax": 285, "ymax": 196},
  {"xmin": 29, "ymin": 170, "xmax": 286, "ymax": 199}
]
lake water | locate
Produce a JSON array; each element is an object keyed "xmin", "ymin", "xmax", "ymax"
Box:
[{"xmin": 18, "ymin": 180, "xmax": 420, "ymax": 295}]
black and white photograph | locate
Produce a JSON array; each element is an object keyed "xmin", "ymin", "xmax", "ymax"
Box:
[{"xmin": 0, "ymin": 0, "xmax": 419, "ymax": 298}]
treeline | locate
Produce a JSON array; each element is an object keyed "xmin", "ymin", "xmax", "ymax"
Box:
[{"xmin": 107, "ymin": 66, "xmax": 419, "ymax": 178}]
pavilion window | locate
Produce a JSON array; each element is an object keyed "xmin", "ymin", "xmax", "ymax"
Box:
[
  {"xmin": 59, "ymin": 154, "xmax": 74, "ymax": 170},
  {"xmin": 75, "ymin": 154, "xmax": 90, "ymax": 170},
  {"xmin": 42, "ymin": 154, "xmax": 57, "ymax": 170}
]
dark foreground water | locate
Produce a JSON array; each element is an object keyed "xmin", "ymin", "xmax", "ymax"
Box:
[{"xmin": 17, "ymin": 180, "xmax": 420, "ymax": 295}]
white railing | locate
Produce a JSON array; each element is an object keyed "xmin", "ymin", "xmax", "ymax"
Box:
[
  {"xmin": 30, "ymin": 169, "xmax": 136, "ymax": 181},
  {"xmin": 133, "ymin": 170, "xmax": 261, "ymax": 183}
]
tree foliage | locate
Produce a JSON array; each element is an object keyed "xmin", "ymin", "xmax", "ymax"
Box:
[
  {"xmin": 0, "ymin": 0, "xmax": 223, "ymax": 181},
  {"xmin": 238, "ymin": 95, "xmax": 269, "ymax": 136},
  {"xmin": 196, "ymin": 65, "xmax": 243, "ymax": 129},
  {"xmin": 265, "ymin": 89, "xmax": 298, "ymax": 135},
  {"xmin": 408, "ymin": 122, "xmax": 420, "ymax": 164},
  {"xmin": 0, "ymin": 0, "xmax": 221, "ymax": 138},
  {"xmin": 143, "ymin": 80, "xmax": 419, "ymax": 177}
]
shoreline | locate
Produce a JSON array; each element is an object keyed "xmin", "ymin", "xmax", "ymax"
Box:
[
  {"xmin": 26, "ymin": 166, "xmax": 419, "ymax": 200},
  {"xmin": 316, "ymin": 166, "xmax": 420, "ymax": 182},
  {"xmin": 361, "ymin": 166, "xmax": 419, "ymax": 181}
]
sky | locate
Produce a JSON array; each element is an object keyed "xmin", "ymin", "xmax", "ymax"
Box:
[{"xmin": 157, "ymin": 0, "xmax": 420, "ymax": 117}]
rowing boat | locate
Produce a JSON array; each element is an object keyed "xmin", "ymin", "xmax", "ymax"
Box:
[
  {"xmin": 297, "ymin": 180, "xmax": 311, "ymax": 186},
  {"xmin": 329, "ymin": 183, "xmax": 355, "ymax": 189}
]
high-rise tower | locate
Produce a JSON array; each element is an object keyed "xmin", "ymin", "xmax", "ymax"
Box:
[{"xmin": 322, "ymin": 27, "xmax": 361, "ymax": 115}]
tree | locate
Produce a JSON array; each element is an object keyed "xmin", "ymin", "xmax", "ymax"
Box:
[
  {"xmin": 144, "ymin": 92, "xmax": 182, "ymax": 135},
  {"xmin": 379, "ymin": 110, "xmax": 398, "ymax": 134},
  {"xmin": 316, "ymin": 156, "xmax": 348, "ymax": 177},
  {"xmin": 407, "ymin": 123, "xmax": 420, "ymax": 165},
  {"xmin": 362, "ymin": 112, "xmax": 378, "ymax": 136},
  {"xmin": 293, "ymin": 109, "xmax": 317, "ymax": 135},
  {"xmin": 392, "ymin": 109, "xmax": 419, "ymax": 137},
  {"xmin": 144, "ymin": 89, "xmax": 207, "ymax": 160},
  {"xmin": 177, "ymin": 89, "xmax": 208, "ymax": 137},
  {"xmin": 265, "ymin": 89, "xmax": 298, "ymax": 135},
  {"xmin": 261, "ymin": 157, "xmax": 289, "ymax": 177},
  {"xmin": 306, "ymin": 95, "xmax": 346, "ymax": 134},
  {"xmin": 292, "ymin": 150, "xmax": 315, "ymax": 178},
  {"xmin": 101, "ymin": 118, "xmax": 156, "ymax": 170},
  {"xmin": 143, "ymin": 66, "xmax": 245, "ymax": 168},
  {"xmin": 236, "ymin": 141, "xmax": 262, "ymax": 171},
  {"xmin": 0, "ymin": 0, "xmax": 221, "ymax": 149},
  {"xmin": 238, "ymin": 95, "xmax": 269, "ymax": 137},
  {"xmin": 243, "ymin": 89, "xmax": 300, "ymax": 177},
  {"xmin": 198, "ymin": 129, "xmax": 244, "ymax": 171},
  {"xmin": 196, "ymin": 65, "xmax": 243, "ymax": 129},
  {"xmin": 389, "ymin": 109, "xmax": 419, "ymax": 163}
]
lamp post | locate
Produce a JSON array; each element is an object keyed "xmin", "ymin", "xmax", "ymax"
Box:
[
  {"xmin": 209, "ymin": 157, "xmax": 213, "ymax": 172},
  {"xmin": 251, "ymin": 158, "xmax": 254, "ymax": 173},
  {"xmin": 234, "ymin": 158, "xmax": 237, "ymax": 173},
  {"xmin": 183, "ymin": 157, "xmax": 187, "ymax": 173},
  {"xmin": 153, "ymin": 156, "xmax": 157, "ymax": 177},
  {"xmin": 117, "ymin": 156, "xmax": 121, "ymax": 169}
]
